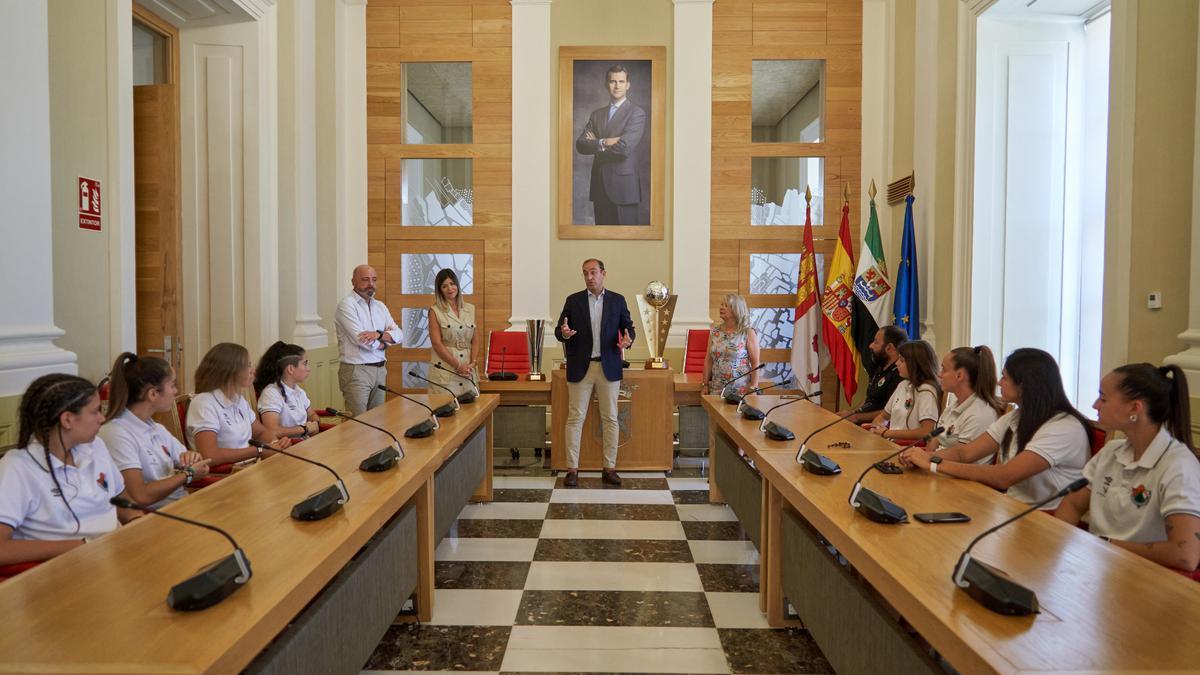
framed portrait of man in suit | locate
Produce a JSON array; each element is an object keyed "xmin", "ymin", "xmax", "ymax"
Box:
[{"xmin": 558, "ymin": 46, "xmax": 665, "ymax": 240}]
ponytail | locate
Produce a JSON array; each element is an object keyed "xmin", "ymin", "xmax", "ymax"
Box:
[
  {"xmin": 1113, "ymin": 363, "xmax": 1194, "ymax": 453},
  {"xmin": 950, "ymin": 345, "xmax": 1004, "ymax": 415},
  {"xmin": 253, "ymin": 341, "xmax": 306, "ymax": 400},
  {"xmin": 104, "ymin": 352, "xmax": 172, "ymax": 422}
]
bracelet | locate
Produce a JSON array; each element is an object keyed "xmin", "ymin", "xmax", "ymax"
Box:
[
  {"xmin": 929, "ymin": 461, "xmax": 938, "ymax": 474},
  {"xmin": 1099, "ymin": 535, "xmax": 1111, "ymax": 542}
]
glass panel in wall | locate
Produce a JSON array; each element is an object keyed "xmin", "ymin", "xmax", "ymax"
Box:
[
  {"xmin": 751, "ymin": 60, "xmax": 824, "ymax": 143},
  {"xmin": 401, "ymin": 308, "xmax": 432, "ymax": 349},
  {"xmin": 762, "ymin": 362, "xmax": 794, "ymax": 388},
  {"xmin": 751, "ymin": 307, "xmax": 795, "ymax": 350},
  {"xmin": 400, "ymin": 253, "xmax": 475, "ymax": 295},
  {"xmin": 750, "ymin": 157, "xmax": 824, "ymax": 225},
  {"xmin": 132, "ymin": 21, "xmax": 168, "ymax": 86},
  {"xmin": 401, "ymin": 158, "xmax": 473, "ymax": 226},
  {"xmin": 404, "ymin": 62, "xmax": 472, "ymax": 144},
  {"xmin": 748, "ymin": 252, "xmax": 825, "ymax": 295},
  {"xmin": 402, "ymin": 362, "xmax": 431, "ymax": 389}
]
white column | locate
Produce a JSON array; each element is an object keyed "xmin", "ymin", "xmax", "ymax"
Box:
[
  {"xmin": 280, "ymin": 0, "xmax": 327, "ymax": 348},
  {"xmin": 912, "ymin": 0, "xmax": 938, "ymax": 349},
  {"xmin": 334, "ymin": 0, "xmax": 368, "ymax": 290},
  {"xmin": 670, "ymin": 0, "xmax": 715, "ymax": 345},
  {"xmin": 510, "ymin": 0, "xmax": 553, "ymax": 329},
  {"xmin": 0, "ymin": 0, "xmax": 78, "ymax": 395},
  {"xmin": 1165, "ymin": 4, "xmax": 1200, "ymax": 392}
]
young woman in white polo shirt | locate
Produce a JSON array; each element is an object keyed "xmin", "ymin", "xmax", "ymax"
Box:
[
  {"xmin": 186, "ymin": 343, "xmax": 290, "ymax": 466},
  {"xmin": 866, "ymin": 340, "xmax": 941, "ymax": 441},
  {"xmin": 0, "ymin": 374, "xmax": 135, "ymax": 565},
  {"xmin": 98, "ymin": 352, "xmax": 211, "ymax": 508},
  {"xmin": 927, "ymin": 345, "xmax": 1006, "ymax": 463},
  {"xmin": 1056, "ymin": 363, "xmax": 1200, "ymax": 572},
  {"xmin": 253, "ymin": 341, "xmax": 320, "ymax": 440},
  {"xmin": 900, "ymin": 348, "xmax": 1092, "ymax": 509}
]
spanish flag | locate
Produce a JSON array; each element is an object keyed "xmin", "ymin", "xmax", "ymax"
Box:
[{"xmin": 821, "ymin": 198, "xmax": 861, "ymax": 403}]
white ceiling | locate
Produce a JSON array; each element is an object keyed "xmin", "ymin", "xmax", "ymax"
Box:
[
  {"xmin": 751, "ymin": 60, "xmax": 823, "ymax": 128},
  {"xmin": 138, "ymin": 0, "xmax": 273, "ymax": 28},
  {"xmin": 987, "ymin": 0, "xmax": 1109, "ymax": 20}
]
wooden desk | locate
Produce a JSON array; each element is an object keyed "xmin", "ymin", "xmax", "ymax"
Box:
[
  {"xmin": 0, "ymin": 394, "xmax": 498, "ymax": 674},
  {"xmin": 550, "ymin": 368, "xmax": 674, "ymax": 471},
  {"xmin": 479, "ymin": 370, "xmax": 704, "ymax": 406}
]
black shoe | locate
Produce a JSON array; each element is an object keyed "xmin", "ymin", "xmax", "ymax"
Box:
[
  {"xmin": 602, "ymin": 470, "xmax": 622, "ymax": 486},
  {"xmin": 564, "ymin": 471, "xmax": 579, "ymax": 488},
  {"xmin": 534, "ymin": 448, "xmax": 542, "ymax": 457}
]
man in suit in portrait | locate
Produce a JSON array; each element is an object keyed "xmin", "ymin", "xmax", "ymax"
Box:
[
  {"xmin": 554, "ymin": 258, "xmax": 636, "ymax": 486},
  {"xmin": 575, "ymin": 65, "xmax": 647, "ymax": 225}
]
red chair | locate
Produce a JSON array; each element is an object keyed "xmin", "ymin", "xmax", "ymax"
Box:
[
  {"xmin": 0, "ymin": 561, "xmax": 43, "ymax": 583},
  {"xmin": 172, "ymin": 394, "xmax": 233, "ymax": 480},
  {"xmin": 1087, "ymin": 424, "xmax": 1107, "ymax": 457},
  {"xmin": 486, "ymin": 331, "xmax": 531, "ymax": 376},
  {"xmin": 684, "ymin": 329, "xmax": 709, "ymax": 374}
]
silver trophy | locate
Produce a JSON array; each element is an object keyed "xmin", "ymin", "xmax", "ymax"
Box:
[
  {"xmin": 526, "ymin": 319, "xmax": 547, "ymax": 381},
  {"xmin": 635, "ymin": 281, "xmax": 678, "ymax": 370}
]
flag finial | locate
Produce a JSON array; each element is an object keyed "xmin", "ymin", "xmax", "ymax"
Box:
[
  {"xmin": 869, "ymin": 179, "xmax": 877, "ymax": 200},
  {"xmin": 843, "ymin": 182, "xmax": 851, "ymax": 203},
  {"xmin": 804, "ymin": 185, "xmax": 812, "ymax": 205}
]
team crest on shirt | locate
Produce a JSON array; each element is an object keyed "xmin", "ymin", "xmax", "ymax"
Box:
[
  {"xmin": 97, "ymin": 472, "xmax": 108, "ymax": 490},
  {"xmin": 904, "ymin": 396, "xmax": 913, "ymax": 410},
  {"xmin": 1130, "ymin": 484, "xmax": 1151, "ymax": 508}
]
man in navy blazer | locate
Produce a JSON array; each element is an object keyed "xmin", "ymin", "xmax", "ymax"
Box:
[{"xmin": 554, "ymin": 258, "xmax": 635, "ymax": 486}]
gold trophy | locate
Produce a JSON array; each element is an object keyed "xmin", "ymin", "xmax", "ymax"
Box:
[
  {"xmin": 635, "ymin": 281, "xmax": 677, "ymax": 370},
  {"xmin": 526, "ymin": 319, "xmax": 547, "ymax": 381}
]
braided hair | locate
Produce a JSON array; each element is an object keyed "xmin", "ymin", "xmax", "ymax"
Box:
[
  {"xmin": 104, "ymin": 352, "xmax": 172, "ymax": 422},
  {"xmin": 17, "ymin": 374, "xmax": 98, "ymax": 534},
  {"xmin": 253, "ymin": 341, "xmax": 306, "ymax": 404}
]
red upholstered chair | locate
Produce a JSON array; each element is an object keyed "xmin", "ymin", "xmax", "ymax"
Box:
[
  {"xmin": 487, "ymin": 331, "xmax": 531, "ymax": 376},
  {"xmin": 170, "ymin": 394, "xmax": 233, "ymax": 480},
  {"xmin": 0, "ymin": 561, "xmax": 43, "ymax": 583},
  {"xmin": 684, "ymin": 329, "xmax": 709, "ymax": 374},
  {"xmin": 1176, "ymin": 568, "xmax": 1200, "ymax": 582},
  {"xmin": 1087, "ymin": 424, "xmax": 1107, "ymax": 457}
]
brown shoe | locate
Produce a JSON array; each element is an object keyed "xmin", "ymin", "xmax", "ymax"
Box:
[
  {"xmin": 563, "ymin": 470, "xmax": 579, "ymax": 488},
  {"xmin": 602, "ymin": 469, "xmax": 622, "ymax": 486}
]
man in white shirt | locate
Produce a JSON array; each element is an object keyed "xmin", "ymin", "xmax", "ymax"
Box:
[{"xmin": 335, "ymin": 265, "xmax": 401, "ymax": 415}]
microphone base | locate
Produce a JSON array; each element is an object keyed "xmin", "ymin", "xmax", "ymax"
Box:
[
  {"xmin": 433, "ymin": 403, "xmax": 457, "ymax": 418},
  {"xmin": 405, "ymin": 419, "xmax": 436, "ymax": 438},
  {"xmin": 723, "ymin": 392, "xmax": 740, "ymax": 405},
  {"xmin": 359, "ymin": 446, "xmax": 401, "ymax": 472},
  {"xmin": 852, "ymin": 487, "xmax": 908, "ymax": 524},
  {"xmin": 168, "ymin": 553, "xmax": 251, "ymax": 611},
  {"xmin": 798, "ymin": 449, "xmax": 842, "ymax": 475},
  {"xmin": 456, "ymin": 392, "xmax": 477, "ymax": 404},
  {"xmin": 763, "ymin": 422, "xmax": 795, "ymax": 441},
  {"xmin": 740, "ymin": 405, "xmax": 767, "ymax": 420},
  {"xmin": 489, "ymin": 371, "xmax": 517, "ymax": 381},
  {"xmin": 959, "ymin": 558, "xmax": 1040, "ymax": 616},
  {"xmin": 291, "ymin": 484, "xmax": 347, "ymax": 521}
]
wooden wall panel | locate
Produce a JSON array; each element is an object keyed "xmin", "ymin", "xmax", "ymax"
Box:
[{"xmin": 367, "ymin": 0, "xmax": 512, "ymax": 392}]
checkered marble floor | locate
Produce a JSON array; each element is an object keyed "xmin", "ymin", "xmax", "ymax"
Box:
[{"xmin": 361, "ymin": 453, "xmax": 833, "ymax": 674}]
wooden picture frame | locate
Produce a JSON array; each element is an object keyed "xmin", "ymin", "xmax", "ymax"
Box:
[{"xmin": 558, "ymin": 46, "xmax": 665, "ymax": 240}]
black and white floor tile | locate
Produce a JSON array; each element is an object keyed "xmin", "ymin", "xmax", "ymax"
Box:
[{"xmin": 362, "ymin": 451, "xmax": 833, "ymax": 674}]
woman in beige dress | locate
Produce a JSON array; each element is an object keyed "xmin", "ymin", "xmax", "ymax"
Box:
[{"xmin": 428, "ymin": 268, "xmax": 478, "ymax": 398}]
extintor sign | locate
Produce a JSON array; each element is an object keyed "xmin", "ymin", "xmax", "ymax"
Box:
[{"xmin": 78, "ymin": 177, "xmax": 101, "ymax": 231}]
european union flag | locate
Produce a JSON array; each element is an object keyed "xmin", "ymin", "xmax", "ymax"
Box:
[{"xmin": 893, "ymin": 194, "xmax": 920, "ymax": 340}]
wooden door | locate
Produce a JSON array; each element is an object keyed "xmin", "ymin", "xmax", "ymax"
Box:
[{"xmin": 132, "ymin": 8, "xmax": 183, "ymax": 379}]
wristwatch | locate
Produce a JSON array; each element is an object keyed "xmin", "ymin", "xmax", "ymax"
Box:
[
  {"xmin": 929, "ymin": 454, "xmax": 943, "ymax": 474},
  {"xmin": 377, "ymin": 329, "xmax": 386, "ymax": 341},
  {"xmin": 182, "ymin": 465, "xmax": 195, "ymax": 486}
]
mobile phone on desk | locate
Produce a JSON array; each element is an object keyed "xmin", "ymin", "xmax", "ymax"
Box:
[{"xmin": 914, "ymin": 512, "xmax": 971, "ymax": 524}]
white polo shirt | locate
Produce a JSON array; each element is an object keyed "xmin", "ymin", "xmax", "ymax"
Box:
[
  {"xmin": 986, "ymin": 409, "xmax": 1090, "ymax": 508},
  {"xmin": 335, "ymin": 291, "xmax": 401, "ymax": 365},
  {"xmin": 1084, "ymin": 427, "xmax": 1200, "ymax": 542},
  {"xmin": 98, "ymin": 409, "xmax": 188, "ymax": 508},
  {"xmin": 257, "ymin": 382, "xmax": 312, "ymax": 430},
  {"xmin": 0, "ymin": 438, "xmax": 124, "ymax": 541},
  {"xmin": 939, "ymin": 393, "xmax": 1000, "ymax": 464},
  {"xmin": 187, "ymin": 390, "xmax": 254, "ymax": 450},
  {"xmin": 883, "ymin": 381, "xmax": 939, "ymax": 431}
]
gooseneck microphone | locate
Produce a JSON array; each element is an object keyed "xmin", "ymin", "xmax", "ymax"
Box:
[
  {"xmin": 323, "ymin": 407, "xmax": 403, "ymax": 472},
  {"xmin": 377, "ymin": 384, "xmax": 440, "ymax": 438},
  {"xmin": 250, "ymin": 440, "xmax": 349, "ymax": 521},
  {"xmin": 406, "ymin": 369, "xmax": 460, "ymax": 417},
  {"xmin": 489, "ymin": 346, "xmax": 517, "ymax": 381},
  {"xmin": 110, "ymin": 496, "xmax": 252, "ymax": 611},
  {"xmin": 756, "ymin": 390, "xmax": 822, "ymax": 441},
  {"xmin": 795, "ymin": 403, "xmax": 867, "ymax": 475},
  {"xmin": 952, "ymin": 477, "xmax": 1089, "ymax": 616},
  {"xmin": 721, "ymin": 363, "xmax": 767, "ymax": 404},
  {"xmin": 736, "ymin": 379, "xmax": 789, "ymax": 419},
  {"xmin": 847, "ymin": 426, "xmax": 944, "ymax": 524},
  {"xmin": 432, "ymin": 362, "xmax": 480, "ymax": 402}
]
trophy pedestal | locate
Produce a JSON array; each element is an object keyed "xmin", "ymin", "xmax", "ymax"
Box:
[
  {"xmin": 644, "ymin": 357, "xmax": 669, "ymax": 370},
  {"xmin": 527, "ymin": 372, "xmax": 546, "ymax": 381}
]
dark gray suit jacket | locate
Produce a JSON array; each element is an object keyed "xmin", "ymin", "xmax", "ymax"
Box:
[{"xmin": 574, "ymin": 100, "xmax": 646, "ymax": 206}]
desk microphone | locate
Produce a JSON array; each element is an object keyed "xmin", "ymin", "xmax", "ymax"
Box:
[
  {"xmin": 847, "ymin": 426, "xmax": 944, "ymax": 524},
  {"xmin": 489, "ymin": 346, "xmax": 517, "ymax": 381},
  {"xmin": 736, "ymin": 379, "xmax": 789, "ymax": 419},
  {"xmin": 406, "ymin": 369, "xmax": 459, "ymax": 417},
  {"xmin": 432, "ymin": 362, "xmax": 480, "ymax": 402},
  {"xmin": 952, "ymin": 477, "xmax": 1089, "ymax": 616},
  {"xmin": 377, "ymin": 384, "xmax": 440, "ymax": 437},
  {"xmin": 721, "ymin": 363, "xmax": 766, "ymax": 404},
  {"xmin": 322, "ymin": 407, "xmax": 403, "ymax": 472},
  {"xmin": 757, "ymin": 390, "xmax": 821, "ymax": 441},
  {"xmin": 795, "ymin": 404, "xmax": 866, "ymax": 475},
  {"xmin": 250, "ymin": 440, "xmax": 349, "ymax": 521},
  {"xmin": 110, "ymin": 496, "xmax": 251, "ymax": 611}
]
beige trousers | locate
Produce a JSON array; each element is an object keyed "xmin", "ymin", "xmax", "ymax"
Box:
[
  {"xmin": 338, "ymin": 363, "xmax": 388, "ymax": 415},
  {"xmin": 564, "ymin": 361, "xmax": 620, "ymax": 469}
]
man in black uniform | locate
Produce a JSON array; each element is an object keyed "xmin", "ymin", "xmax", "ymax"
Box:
[{"xmin": 842, "ymin": 325, "xmax": 907, "ymax": 424}]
